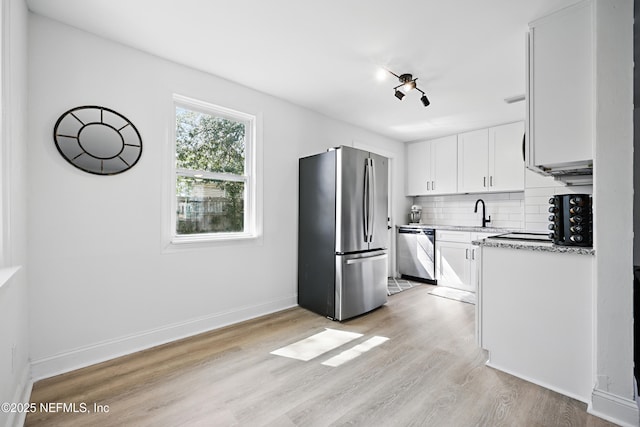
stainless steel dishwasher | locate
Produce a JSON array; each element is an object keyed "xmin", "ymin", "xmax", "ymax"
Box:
[{"xmin": 397, "ymin": 226, "xmax": 436, "ymax": 283}]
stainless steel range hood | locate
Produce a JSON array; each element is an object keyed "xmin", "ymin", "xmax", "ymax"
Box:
[{"xmin": 528, "ymin": 159, "xmax": 593, "ymax": 186}]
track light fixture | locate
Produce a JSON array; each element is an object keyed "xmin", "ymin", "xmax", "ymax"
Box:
[{"xmin": 386, "ymin": 70, "xmax": 431, "ymax": 107}]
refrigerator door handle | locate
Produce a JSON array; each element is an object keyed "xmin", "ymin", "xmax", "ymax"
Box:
[
  {"xmin": 368, "ymin": 158, "xmax": 375, "ymax": 243},
  {"xmin": 363, "ymin": 159, "xmax": 370, "ymax": 242},
  {"xmin": 345, "ymin": 253, "xmax": 387, "ymax": 264}
]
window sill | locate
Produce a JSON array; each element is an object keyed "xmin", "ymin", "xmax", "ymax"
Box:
[{"xmin": 162, "ymin": 233, "xmax": 262, "ymax": 253}]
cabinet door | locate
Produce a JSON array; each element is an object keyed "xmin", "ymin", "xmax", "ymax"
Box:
[
  {"xmin": 469, "ymin": 246, "xmax": 480, "ymax": 295},
  {"xmin": 431, "ymin": 135, "xmax": 458, "ymax": 194},
  {"xmin": 488, "ymin": 121, "xmax": 525, "ymax": 192},
  {"xmin": 457, "ymin": 129, "xmax": 489, "ymax": 193},
  {"xmin": 406, "ymin": 140, "xmax": 430, "ymax": 196},
  {"xmin": 529, "ymin": 1, "xmax": 593, "ymax": 167},
  {"xmin": 436, "ymin": 241, "xmax": 472, "ymax": 292}
]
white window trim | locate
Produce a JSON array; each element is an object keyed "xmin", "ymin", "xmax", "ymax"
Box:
[{"xmin": 162, "ymin": 94, "xmax": 262, "ymax": 251}]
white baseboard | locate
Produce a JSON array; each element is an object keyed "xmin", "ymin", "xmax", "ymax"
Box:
[
  {"xmin": 5, "ymin": 363, "xmax": 33, "ymax": 427},
  {"xmin": 485, "ymin": 360, "xmax": 591, "ymax": 405},
  {"xmin": 589, "ymin": 389, "xmax": 640, "ymax": 427},
  {"xmin": 31, "ymin": 296, "xmax": 297, "ymax": 381}
]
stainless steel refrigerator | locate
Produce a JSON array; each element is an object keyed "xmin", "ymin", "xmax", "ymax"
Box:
[{"xmin": 298, "ymin": 146, "xmax": 388, "ymax": 321}]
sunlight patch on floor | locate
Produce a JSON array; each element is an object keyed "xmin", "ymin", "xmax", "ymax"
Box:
[
  {"xmin": 270, "ymin": 328, "xmax": 362, "ymax": 361},
  {"xmin": 321, "ymin": 336, "xmax": 389, "ymax": 367}
]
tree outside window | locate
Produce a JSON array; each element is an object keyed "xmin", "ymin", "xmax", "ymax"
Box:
[{"xmin": 174, "ymin": 100, "xmax": 254, "ymax": 237}]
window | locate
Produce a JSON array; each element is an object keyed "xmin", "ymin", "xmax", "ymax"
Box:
[{"xmin": 170, "ymin": 95, "xmax": 257, "ymax": 244}]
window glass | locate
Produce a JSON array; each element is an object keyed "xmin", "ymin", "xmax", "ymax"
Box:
[
  {"xmin": 176, "ymin": 177, "xmax": 245, "ymax": 234},
  {"xmin": 175, "ymin": 107, "xmax": 245, "ymax": 175},
  {"xmin": 172, "ymin": 97, "xmax": 255, "ymax": 241}
]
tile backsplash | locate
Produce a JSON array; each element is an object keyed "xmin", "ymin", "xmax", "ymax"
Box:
[
  {"xmin": 523, "ymin": 170, "xmax": 592, "ymax": 232},
  {"xmin": 413, "ymin": 192, "xmax": 525, "ymax": 230},
  {"xmin": 411, "ymin": 170, "xmax": 593, "ymax": 231}
]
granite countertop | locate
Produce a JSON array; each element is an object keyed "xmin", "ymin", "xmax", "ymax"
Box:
[
  {"xmin": 472, "ymin": 236, "xmax": 595, "ymax": 256},
  {"xmin": 397, "ymin": 224, "xmax": 521, "ymax": 234},
  {"xmin": 396, "ymin": 224, "xmax": 594, "ymax": 255}
]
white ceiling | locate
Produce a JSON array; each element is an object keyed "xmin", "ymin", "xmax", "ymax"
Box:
[{"xmin": 26, "ymin": 0, "xmax": 579, "ymax": 142}]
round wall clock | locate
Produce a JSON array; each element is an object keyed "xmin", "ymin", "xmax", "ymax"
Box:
[{"xmin": 53, "ymin": 105, "xmax": 142, "ymax": 175}]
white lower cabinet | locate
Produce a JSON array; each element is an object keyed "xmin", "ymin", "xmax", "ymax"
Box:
[
  {"xmin": 436, "ymin": 240, "xmax": 473, "ymax": 292},
  {"xmin": 479, "ymin": 245, "xmax": 593, "ymax": 402},
  {"xmin": 436, "ymin": 231, "xmax": 497, "ymax": 292}
]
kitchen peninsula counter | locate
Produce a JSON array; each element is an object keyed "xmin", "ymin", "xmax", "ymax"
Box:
[
  {"xmin": 472, "ymin": 236, "xmax": 595, "ymax": 255},
  {"xmin": 475, "ymin": 236, "xmax": 594, "ymax": 403}
]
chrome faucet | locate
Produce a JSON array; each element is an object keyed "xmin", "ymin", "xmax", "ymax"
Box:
[{"xmin": 474, "ymin": 199, "xmax": 491, "ymax": 228}]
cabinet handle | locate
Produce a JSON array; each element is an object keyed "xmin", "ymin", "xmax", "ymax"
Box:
[
  {"xmin": 465, "ymin": 248, "xmax": 469, "ymax": 259},
  {"xmin": 490, "ymin": 176, "xmax": 493, "ymax": 187},
  {"xmin": 471, "ymin": 249, "xmax": 475, "ymax": 260},
  {"xmin": 427, "ymin": 181, "xmax": 430, "ymax": 191},
  {"xmin": 432, "ymin": 181, "xmax": 435, "ymax": 191},
  {"xmin": 483, "ymin": 176, "xmax": 486, "ymax": 187}
]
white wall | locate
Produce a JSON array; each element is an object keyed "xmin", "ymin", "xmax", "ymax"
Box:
[
  {"xmin": 27, "ymin": 14, "xmax": 406, "ymax": 379},
  {"xmin": 590, "ymin": 0, "xmax": 636, "ymax": 425},
  {"xmin": 0, "ymin": 0, "xmax": 31, "ymax": 426}
]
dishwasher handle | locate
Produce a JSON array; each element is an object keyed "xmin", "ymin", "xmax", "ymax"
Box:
[
  {"xmin": 398, "ymin": 228, "xmax": 421, "ymax": 234},
  {"xmin": 398, "ymin": 227, "xmax": 435, "ymax": 236}
]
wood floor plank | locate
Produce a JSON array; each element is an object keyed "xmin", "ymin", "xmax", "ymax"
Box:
[{"xmin": 25, "ymin": 285, "xmax": 616, "ymax": 427}]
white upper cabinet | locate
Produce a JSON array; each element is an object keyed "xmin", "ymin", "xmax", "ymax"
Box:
[
  {"xmin": 457, "ymin": 129, "xmax": 489, "ymax": 193},
  {"xmin": 488, "ymin": 121, "xmax": 525, "ymax": 192},
  {"xmin": 406, "ymin": 135, "xmax": 457, "ymax": 196},
  {"xmin": 458, "ymin": 122, "xmax": 525, "ymax": 193},
  {"xmin": 431, "ymin": 136, "xmax": 458, "ymax": 194},
  {"xmin": 526, "ymin": 0, "xmax": 593, "ymax": 172},
  {"xmin": 406, "ymin": 140, "xmax": 430, "ymax": 196}
]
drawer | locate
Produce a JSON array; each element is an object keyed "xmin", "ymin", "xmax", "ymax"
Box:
[{"xmin": 436, "ymin": 230, "xmax": 471, "ymax": 243}]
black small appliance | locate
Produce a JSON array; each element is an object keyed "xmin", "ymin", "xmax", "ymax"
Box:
[{"xmin": 548, "ymin": 194, "xmax": 592, "ymax": 247}]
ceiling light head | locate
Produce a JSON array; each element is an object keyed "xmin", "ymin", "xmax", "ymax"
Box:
[
  {"xmin": 403, "ymin": 80, "xmax": 416, "ymax": 92},
  {"xmin": 387, "ymin": 70, "xmax": 430, "ymax": 107}
]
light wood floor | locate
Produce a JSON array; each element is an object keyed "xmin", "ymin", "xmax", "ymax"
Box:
[{"xmin": 26, "ymin": 285, "xmax": 615, "ymax": 427}]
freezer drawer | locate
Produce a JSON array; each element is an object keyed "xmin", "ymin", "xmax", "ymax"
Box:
[{"xmin": 335, "ymin": 251, "xmax": 388, "ymax": 321}]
